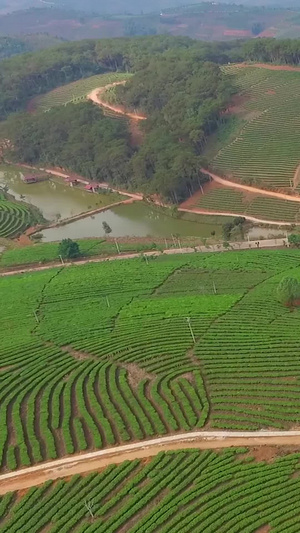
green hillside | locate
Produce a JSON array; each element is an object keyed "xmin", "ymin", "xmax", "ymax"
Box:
[
  {"xmin": 210, "ymin": 65, "xmax": 300, "ymax": 192},
  {"xmin": 2, "ymin": 249, "xmax": 300, "ymax": 473},
  {"xmin": 31, "ymin": 72, "xmax": 131, "ymax": 112},
  {"xmin": 0, "ymin": 194, "xmax": 34, "ymax": 238},
  {"xmin": 191, "ymin": 186, "xmax": 300, "ymax": 223}
]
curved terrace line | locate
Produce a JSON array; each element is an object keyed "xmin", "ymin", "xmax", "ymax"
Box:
[
  {"xmin": 179, "ymin": 206, "xmax": 294, "ymax": 226},
  {"xmin": 1, "ymin": 431, "xmax": 300, "ymax": 494}
]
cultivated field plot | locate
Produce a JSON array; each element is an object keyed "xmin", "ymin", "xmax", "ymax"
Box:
[
  {"xmin": 30, "ymin": 73, "xmax": 131, "ymax": 112},
  {"xmin": 211, "ymin": 66, "xmax": 300, "ymax": 190},
  {"xmin": 2, "ymin": 250, "xmax": 300, "ymax": 471},
  {"xmin": 2, "ymin": 448, "xmax": 300, "ymax": 532},
  {"xmin": 0, "ymin": 195, "xmax": 32, "ymax": 238},
  {"xmin": 193, "ymin": 187, "xmax": 300, "ymax": 222}
]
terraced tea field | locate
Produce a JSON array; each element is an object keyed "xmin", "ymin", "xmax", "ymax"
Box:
[
  {"xmin": 192, "ymin": 186, "xmax": 300, "ymax": 223},
  {"xmin": 2, "ymin": 249, "xmax": 300, "ymax": 473},
  {"xmin": 2, "ymin": 448, "xmax": 300, "ymax": 532},
  {"xmin": 210, "ymin": 65, "xmax": 300, "ymax": 191},
  {"xmin": 30, "ymin": 73, "xmax": 131, "ymax": 112},
  {"xmin": 0, "ymin": 195, "xmax": 33, "ymax": 238}
]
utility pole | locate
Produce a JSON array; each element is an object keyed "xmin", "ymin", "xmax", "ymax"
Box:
[
  {"xmin": 33, "ymin": 310, "xmax": 39, "ymax": 323},
  {"xmin": 106, "ymin": 296, "xmax": 110, "ymax": 308},
  {"xmin": 186, "ymin": 317, "xmax": 195, "ymax": 343},
  {"xmin": 114, "ymin": 239, "xmax": 120, "ymax": 254},
  {"xmin": 144, "ymin": 254, "xmax": 149, "ymax": 265},
  {"xmin": 59, "ymin": 254, "xmax": 64, "ymax": 265},
  {"xmin": 213, "ymin": 281, "xmax": 217, "ymax": 294}
]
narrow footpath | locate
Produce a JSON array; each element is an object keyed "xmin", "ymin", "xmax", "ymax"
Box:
[
  {"xmin": 2, "ymin": 431, "xmax": 300, "ymax": 494},
  {"xmin": 0, "ymin": 238, "xmax": 289, "ymax": 278}
]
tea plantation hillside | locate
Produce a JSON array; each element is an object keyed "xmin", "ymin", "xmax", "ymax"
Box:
[
  {"xmin": 189, "ymin": 186, "xmax": 300, "ymax": 223},
  {"xmin": 210, "ymin": 66, "xmax": 300, "ymax": 192},
  {"xmin": 0, "ymin": 194, "xmax": 34, "ymax": 238},
  {"xmin": 30, "ymin": 72, "xmax": 131, "ymax": 112},
  {"xmin": 2, "ymin": 250, "xmax": 300, "ymax": 471},
  {"xmin": 2, "ymin": 448, "xmax": 300, "ymax": 532}
]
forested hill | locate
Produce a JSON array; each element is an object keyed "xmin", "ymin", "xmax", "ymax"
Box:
[
  {"xmin": 1, "ymin": 35, "xmax": 236, "ymax": 201},
  {"xmin": 3, "ymin": 35, "xmax": 300, "ymax": 201},
  {"xmin": 114, "ymin": 53, "xmax": 233, "ymax": 200},
  {"xmin": 1, "ymin": 36, "xmax": 300, "ymax": 120},
  {"xmin": 0, "ymin": 36, "xmax": 195, "ymax": 119}
]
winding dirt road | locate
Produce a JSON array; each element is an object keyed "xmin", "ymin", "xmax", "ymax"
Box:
[
  {"xmin": 88, "ymin": 84, "xmax": 147, "ymax": 121},
  {"xmin": 201, "ymin": 168, "xmax": 300, "ymax": 204},
  {"xmin": 2, "ymin": 431, "xmax": 300, "ymax": 494}
]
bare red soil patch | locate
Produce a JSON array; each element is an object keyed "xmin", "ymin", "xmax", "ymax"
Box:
[
  {"xmin": 222, "ymin": 93, "xmax": 249, "ymax": 115},
  {"xmin": 247, "ymin": 446, "xmax": 279, "ymax": 462},
  {"xmin": 223, "ymin": 29, "xmax": 251, "ymax": 37},
  {"xmin": 180, "ymin": 180, "xmax": 223, "ymax": 209},
  {"xmin": 257, "ymin": 29, "xmax": 276, "ymax": 38},
  {"xmin": 254, "ymin": 525, "xmax": 271, "ymax": 533}
]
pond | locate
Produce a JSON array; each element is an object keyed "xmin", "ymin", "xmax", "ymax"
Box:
[
  {"xmin": 0, "ymin": 165, "xmax": 226, "ymax": 241},
  {"xmin": 41, "ymin": 202, "xmax": 224, "ymax": 242},
  {"xmin": 0, "ymin": 165, "xmax": 118, "ymax": 220}
]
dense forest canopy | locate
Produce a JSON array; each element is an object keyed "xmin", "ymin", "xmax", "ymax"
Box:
[
  {"xmin": 0, "ymin": 36, "xmax": 28, "ymax": 59},
  {"xmin": 2, "ymin": 35, "xmax": 300, "ymax": 120},
  {"xmin": 0, "ymin": 34, "xmax": 65, "ymax": 60},
  {"xmin": 5, "ymin": 102, "xmax": 132, "ymax": 184},
  {"xmin": 0, "ymin": 35, "xmax": 196, "ymax": 119}
]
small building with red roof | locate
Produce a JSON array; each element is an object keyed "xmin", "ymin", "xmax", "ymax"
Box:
[{"xmin": 22, "ymin": 174, "xmax": 37, "ymax": 184}]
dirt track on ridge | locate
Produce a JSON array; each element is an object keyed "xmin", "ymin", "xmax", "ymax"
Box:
[
  {"xmin": 88, "ymin": 84, "xmax": 147, "ymax": 121},
  {"xmin": 2, "ymin": 431, "xmax": 300, "ymax": 494},
  {"xmin": 201, "ymin": 168, "xmax": 300, "ymax": 204}
]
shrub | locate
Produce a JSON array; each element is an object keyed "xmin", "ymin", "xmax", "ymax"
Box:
[
  {"xmin": 58, "ymin": 239, "xmax": 80, "ymax": 259},
  {"xmin": 277, "ymin": 276, "xmax": 300, "ymax": 306}
]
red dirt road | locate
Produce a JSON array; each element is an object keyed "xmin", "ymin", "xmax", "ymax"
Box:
[
  {"xmin": 237, "ymin": 62, "xmax": 300, "ymax": 72},
  {"xmin": 2, "ymin": 431, "xmax": 300, "ymax": 494},
  {"xmin": 88, "ymin": 84, "xmax": 147, "ymax": 121},
  {"xmin": 201, "ymin": 168, "xmax": 300, "ymax": 204},
  {"xmin": 179, "ymin": 206, "xmax": 293, "ymax": 226}
]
